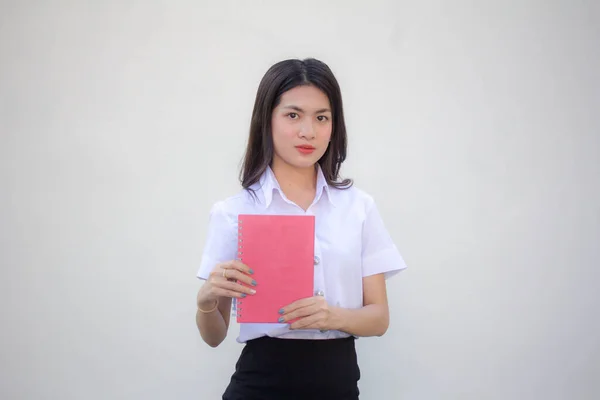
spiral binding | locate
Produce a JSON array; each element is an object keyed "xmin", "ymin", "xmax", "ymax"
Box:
[{"xmin": 232, "ymin": 217, "xmax": 244, "ymax": 319}]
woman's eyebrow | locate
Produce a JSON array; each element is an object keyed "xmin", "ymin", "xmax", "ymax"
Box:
[{"xmin": 282, "ymin": 105, "xmax": 332, "ymax": 113}]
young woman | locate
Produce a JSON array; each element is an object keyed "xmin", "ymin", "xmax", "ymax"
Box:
[{"xmin": 195, "ymin": 58, "xmax": 407, "ymax": 400}]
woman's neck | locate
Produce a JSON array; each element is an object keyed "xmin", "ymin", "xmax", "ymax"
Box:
[{"xmin": 271, "ymin": 158, "xmax": 317, "ymax": 209}]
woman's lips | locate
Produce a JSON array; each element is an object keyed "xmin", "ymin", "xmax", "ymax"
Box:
[{"xmin": 295, "ymin": 145, "xmax": 315, "ymax": 154}]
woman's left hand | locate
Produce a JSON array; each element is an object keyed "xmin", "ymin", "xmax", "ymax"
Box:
[{"xmin": 278, "ymin": 296, "xmax": 338, "ymax": 331}]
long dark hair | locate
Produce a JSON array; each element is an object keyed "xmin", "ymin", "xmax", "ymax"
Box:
[{"xmin": 239, "ymin": 58, "xmax": 352, "ymax": 191}]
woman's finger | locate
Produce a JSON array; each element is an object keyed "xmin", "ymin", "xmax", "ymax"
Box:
[
  {"xmin": 280, "ymin": 296, "xmax": 318, "ymax": 315},
  {"xmin": 222, "ymin": 260, "xmax": 254, "ymax": 276},
  {"xmin": 221, "ymin": 268, "xmax": 257, "ymax": 287},
  {"xmin": 279, "ymin": 304, "xmax": 315, "ymax": 323},
  {"xmin": 213, "ymin": 279, "xmax": 257, "ymax": 296},
  {"xmin": 209, "ymin": 265, "xmax": 253, "ymax": 286},
  {"xmin": 212, "ymin": 286, "xmax": 248, "ymax": 299},
  {"xmin": 289, "ymin": 313, "xmax": 322, "ymax": 330}
]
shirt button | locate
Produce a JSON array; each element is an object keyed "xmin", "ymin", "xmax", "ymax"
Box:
[{"xmin": 314, "ymin": 256, "xmax": 320, "ymax": 265}]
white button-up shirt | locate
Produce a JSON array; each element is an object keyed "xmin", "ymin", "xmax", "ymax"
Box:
[{"xmin": 197, "ymin": 165, "xmax": 407, "ymax": 343}]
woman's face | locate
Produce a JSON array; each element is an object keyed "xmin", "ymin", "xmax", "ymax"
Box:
[{"xmin": 270, "ymin": 85, "xmax": 333, "ymax": 170}]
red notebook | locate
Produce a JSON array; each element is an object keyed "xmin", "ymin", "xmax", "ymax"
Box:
[{"xmin": 236, "ymin": 214, "xmax": 315, "ymax": 323}]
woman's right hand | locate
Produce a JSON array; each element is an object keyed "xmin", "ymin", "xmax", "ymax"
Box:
[{"xmin": 197, "ymin": 260, "xmax": 257, "ymax": 308}]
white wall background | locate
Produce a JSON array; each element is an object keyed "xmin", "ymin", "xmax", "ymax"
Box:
[{"xmin": 1, "ymin": 1, "xmax": 599, "ymax": 399}]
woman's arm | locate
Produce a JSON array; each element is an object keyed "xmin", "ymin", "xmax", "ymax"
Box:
[
  {"xmin": 280, "ymin": 273, "xmax": 390, "ymax": 337},
  {"xmin": 196, "ymin": 260, "xmax": 257, "ymax": 347},
  {"xmin": 330, "ymin": 273, "xmax": 389, "ymax": 336},
  {"xmin": 196, "ymin": 293, "xmax": 232, "ymax": 348}
]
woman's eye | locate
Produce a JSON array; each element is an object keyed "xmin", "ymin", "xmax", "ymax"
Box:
[
  {"xmin": 288, "ymin": 113, "xmax": 298, "ymax": 119},
  {"xmin": 317, "ymin": 116, "xmax": 329, "ymax": 122}
]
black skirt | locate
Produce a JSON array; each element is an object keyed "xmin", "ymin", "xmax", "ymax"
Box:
[{"xmin": 222, "ymin": 336, "xmax": 360, "ymax": 400}]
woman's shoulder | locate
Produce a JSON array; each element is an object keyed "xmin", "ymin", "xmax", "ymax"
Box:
[
  {"xmin": 328, "ymin": 182, "xmax": 376, "ymax": 210},
  {"xmin": 207, "ymin": 188, "xmax": 261, "ymax": 219}
]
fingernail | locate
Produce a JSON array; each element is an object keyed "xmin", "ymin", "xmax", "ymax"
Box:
[
  {"xmin": 278, "ymin": 309, "xmax": 284, "ymax": 314},
  {"xmin": 241, "ymin": 293, "xmax": 247, "ymax": 298},
  {"xmin": 250, "ymin": 289, "xmax": 256, "ymax": 295},
  {"xmin": 248, "ymin": 269, "xmax": 254, "ymax": 274},
  {"xmin": 251, "ymin": 280, "xmax": 257, "ymax": 286},
  {"xmin": 278, "ymin": 317, "xmax": 285, "ymax": 323}
]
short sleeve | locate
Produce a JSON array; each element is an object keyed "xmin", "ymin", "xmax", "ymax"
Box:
[
  {"xmin": 196, "ymin": 201, "xmax": 238, "ymax": 280},
  {"xmin": 361, "ymin": 198, "xmax": 408, "ymax": 279}
]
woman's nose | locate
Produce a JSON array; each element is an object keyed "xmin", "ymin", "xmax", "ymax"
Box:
[{"xmin": 298, "ymin": 121, "xmax": 316, "ymax": 139}]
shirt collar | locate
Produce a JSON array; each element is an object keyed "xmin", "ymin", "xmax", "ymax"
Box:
[{"xmin": 257, "ymin": 164, "xmax": 336, "ymax": 208}]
